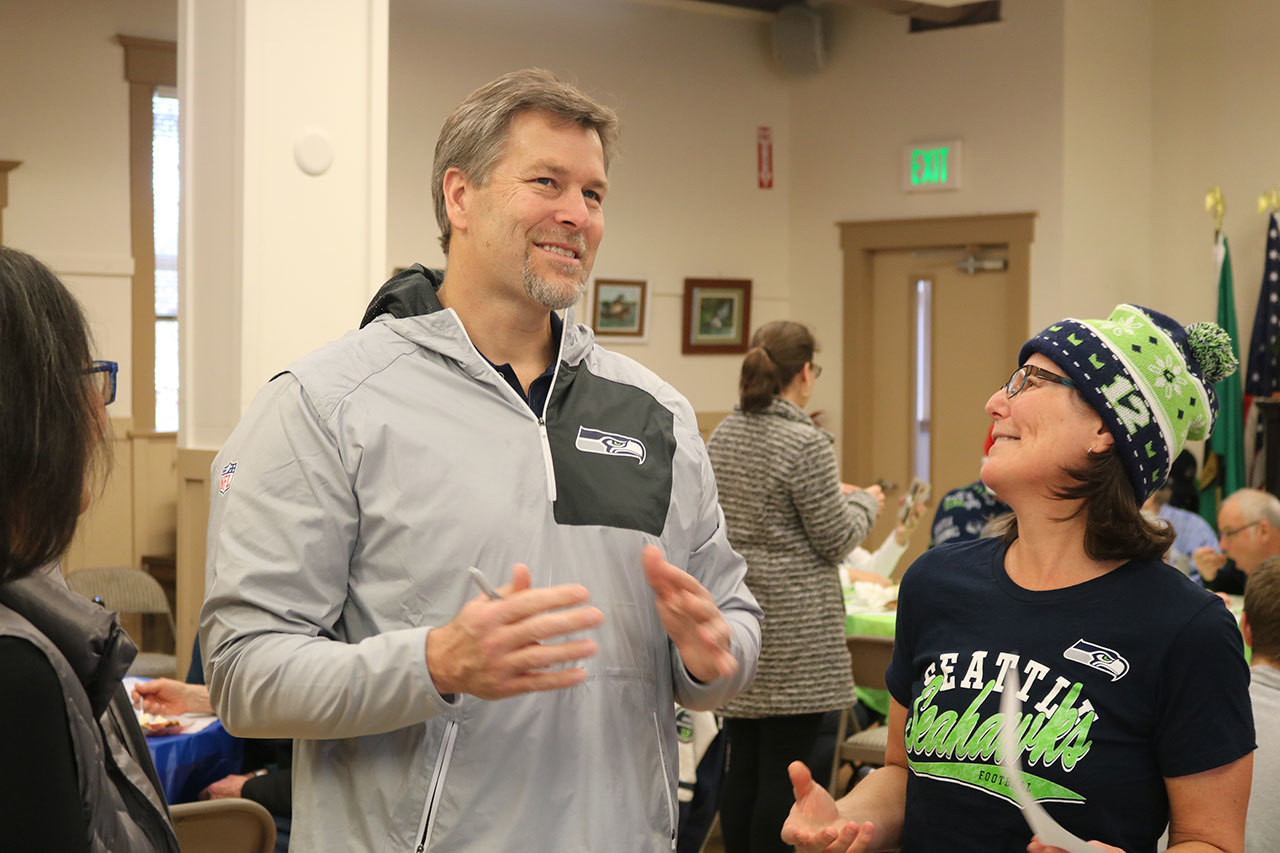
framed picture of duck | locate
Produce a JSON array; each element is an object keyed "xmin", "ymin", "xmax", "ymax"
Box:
[
  {"xmin": 590, "ymin": 278, "xmax": 648, "ymax": 342},
  {"xmin": 682, "ymin": 278, "xmax": 752, "ymax": 354}
]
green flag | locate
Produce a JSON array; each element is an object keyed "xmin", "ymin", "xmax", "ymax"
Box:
[{"xmin": 1199, "ymin": 233, "xmax": 1245, "ymax": 530}]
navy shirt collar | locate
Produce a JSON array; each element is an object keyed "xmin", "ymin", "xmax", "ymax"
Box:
[{"xmin": 477, "ymin": 311, "xmax": 563, "ymax": 415}]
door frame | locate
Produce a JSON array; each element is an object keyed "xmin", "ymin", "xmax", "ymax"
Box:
[{"xmin": 839, "ymin": 213, "xmax": 1036, "ymax": 485}]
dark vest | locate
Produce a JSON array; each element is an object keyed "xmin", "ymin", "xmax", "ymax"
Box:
[{"xmin": 0, "ymin": 566, "xmax": 180, "ymax": 852}]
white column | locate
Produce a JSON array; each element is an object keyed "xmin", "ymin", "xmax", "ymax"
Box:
[{"xmin": 179, "ymin": 0, "xmax": 388, "ymax": 451}]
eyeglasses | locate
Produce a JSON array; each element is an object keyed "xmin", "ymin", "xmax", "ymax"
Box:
[
  {"xmin": 1003, "ymin": 365, "xmax": 1077, "ymax": 399},
  {"xmin": 811, "ymin": 362, "xmax": 823, "ymax": 379},
  {"xmin": 1220, "ymin": 520, "xmax": 1261, "ymax": 540},
  {"xmin": 83, "ymin": 360, "xmax": 118, "ymax": 405}
]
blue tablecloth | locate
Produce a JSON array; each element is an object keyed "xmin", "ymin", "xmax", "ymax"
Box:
[{"xmin": 146, "ymin": 719, "xmax": 243, "ymax": 804}]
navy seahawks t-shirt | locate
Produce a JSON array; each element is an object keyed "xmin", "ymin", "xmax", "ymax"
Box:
[{"xmin": 885, "ymin": 537, "xmax": 1254, "ymax": 853}]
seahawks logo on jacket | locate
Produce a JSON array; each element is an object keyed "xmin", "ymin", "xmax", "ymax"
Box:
[
  {"xmin": 575, "ymin": 426, "xmax": 647, "ymax": 465},
  {"xmin": 1063, "ymin": 639, "xmax": 1130, "ymax": 681}
]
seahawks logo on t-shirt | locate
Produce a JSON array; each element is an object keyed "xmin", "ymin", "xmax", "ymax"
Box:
[{"xmin": 1063, "ymin": 639, "xmax": 1130, "ymax": 681}]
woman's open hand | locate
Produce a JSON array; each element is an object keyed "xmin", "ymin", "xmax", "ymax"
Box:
[{"xmin": 780, "ymin": 761, "xmax": 877, "ymax": 853}]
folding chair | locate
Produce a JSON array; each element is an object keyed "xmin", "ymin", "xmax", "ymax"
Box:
[
  {"xmin": 64, "ymin": 566, "xmax": 177, "ymax": 677},
  {"xmin": 829, "ymin": 634, "xmax": 895, "ymax": 795},
  {"xmin": 170, "ymin": 799, "xmax": 276, "ymax": 853}
]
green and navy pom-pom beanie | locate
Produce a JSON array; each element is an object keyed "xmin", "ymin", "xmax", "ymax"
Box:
[{"xmin": 1019, "ymin": 304, "xmax": 1238, "ymax": 503}]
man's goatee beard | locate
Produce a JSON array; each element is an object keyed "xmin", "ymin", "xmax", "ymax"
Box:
[{"xmin": 523, "ymin": 257, "xmax": 588, "ymax": 311}]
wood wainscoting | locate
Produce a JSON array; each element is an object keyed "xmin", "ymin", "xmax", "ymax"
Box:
[{"xmin": 176, "ymin": 448, "xmax": 216, "ymax": 678}]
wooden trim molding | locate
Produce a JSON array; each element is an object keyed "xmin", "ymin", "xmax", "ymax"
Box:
[
  {"xmin": 175, "ymin": 448, "xmax": 216, "ymax": 678},
  {"xmin": 117, "ymin": 36, "xmax": 175, "ymax": 434},
  {"xmin": 116, "ymin": 35, "xmax": 177, "ymax": 86},
  {"xmin": 0, "ymin": 160, "xmax": 21, "ymax": 245},
  {"xmin": 838, "ymin": 213, "xmax": 1035, "ymax": 484}
]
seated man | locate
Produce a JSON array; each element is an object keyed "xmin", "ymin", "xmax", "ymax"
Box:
[
  {"xmin": 1243, "ymin": 556, "xmax": 1280, "ymax": 851},
  {"xmin": 1195, "ymin": 488, "xmax": 1280, "ymax": 594}
]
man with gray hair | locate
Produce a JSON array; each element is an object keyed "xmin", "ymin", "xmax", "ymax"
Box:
[
  {"xmin": 202, "ymin": 69, "xmax": 762, "ymax": 852},
  {"xmin": 1194, "ymin": 487, "xmax": 1280, "ymax": 592}
]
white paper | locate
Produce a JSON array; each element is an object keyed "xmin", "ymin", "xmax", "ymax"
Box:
[{"xmin": 998, "ymin": 671, "xmax": 1096, "ymax": 853}]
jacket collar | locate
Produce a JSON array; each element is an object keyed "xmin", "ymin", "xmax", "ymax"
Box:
[
  {"xmin": 751, "ymin": 396, "xmax": 815, "ymax": 425},
  {"xmin": 364, "ymin": 266, "xmax": 595, "ymax": 370},
  {"xmin": 0, "ymin": 566, "xmax": 137, "ymax": 717},
  {"xmin": 359, "ymin": 264, "xmax": 445, "ymax": 329}
]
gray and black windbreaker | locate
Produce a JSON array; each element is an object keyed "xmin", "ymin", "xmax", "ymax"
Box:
[{"xmin": 201, "ymin": 269, "xmax": 762, "ymax": 852}]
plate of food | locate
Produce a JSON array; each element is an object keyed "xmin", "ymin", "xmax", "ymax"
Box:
[{"xmin": 136, "ymin": 710, "xmax": 184, "ymax": 736}]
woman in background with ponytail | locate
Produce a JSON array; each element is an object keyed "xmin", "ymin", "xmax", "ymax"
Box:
[{"xmin": 708, "ymin": 320, "xmax": 883, "ymax": 853}]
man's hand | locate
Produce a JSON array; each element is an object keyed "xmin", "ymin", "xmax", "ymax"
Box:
[
  {"xmin": 642, "ymin": 545, "xmax": 736, "ymax": 683},
  {"xmin": 199, "ymin": 773, "xmax": 253, "ymax": 800},
  {"xmin": 780, "ymin": 761, "xmax": 875, "ymax": 853},
  {"xmin": 1192, "ymin": 546, "xmax": 1227, "ymax": 582},
  {"xmin": 425, "ymin": 564, "xmax": 604, "ymax": 699},
  {"xmin": 131, "ymin": 678, "xmax": 213, "ymax": 716}
]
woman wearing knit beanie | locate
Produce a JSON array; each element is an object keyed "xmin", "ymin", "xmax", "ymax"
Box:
[{"xmin": 782, "ymin": 305, "xmax": 1255, "ymax": 853}]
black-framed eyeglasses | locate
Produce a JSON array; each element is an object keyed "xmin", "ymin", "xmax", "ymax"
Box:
[
  {"xmin": 1220, "ymin": 520, "xmax": 1261, "ymax": 540},
  {"xmin": 1003, "ymin": 364, "xmax": 1077, "ymax": 399},
  {"xmin": 83, "ymin": 360, "xmax": 118, "ymax": 405},
  {"xmin": 811, "ymin": 362, "xmax": 823, "ymax": 379}
]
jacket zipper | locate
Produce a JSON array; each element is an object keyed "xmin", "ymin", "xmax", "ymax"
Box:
[
  {"xmin": 414, "ymin": 720, "xmax": 459, "ymax": 852},
  {"xmin": 536, "ymin": 321, "xmax": 568, "ymax": 503},
  {"xmin": 444, "ymin": 308, "xmax": 567, "ymax": 504},
  {"xmin": 651, "ymin": 711, "xmax": 678, "ymax": 849},
  {"xmin": 537, "ymin": 417, "xmax": 558, "ymax": 501}
]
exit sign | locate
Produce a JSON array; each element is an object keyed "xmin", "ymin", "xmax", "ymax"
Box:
[{"xmin": 902, "ymin": 139, "xmax": 963, "ymax": 192}]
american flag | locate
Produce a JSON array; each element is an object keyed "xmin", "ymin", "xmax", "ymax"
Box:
[{"xmin": 1245, "ymin": 213, "xmax": 1280, "ymax": 484}]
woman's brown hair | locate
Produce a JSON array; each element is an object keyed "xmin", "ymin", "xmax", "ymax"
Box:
[
  {"xmin": 738, "ymin": 321, "xmax": 816, "ymax": 414},
  {"xmin": 997, "ymin": 449, "xmax": 1175, "ymax": 561},
  {"xmin": 0, "ymin": 248, "xmax": 110, "ymax": 583}
]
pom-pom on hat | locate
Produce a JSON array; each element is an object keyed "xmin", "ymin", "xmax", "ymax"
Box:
[{"xmin": 1018, "ymin": 304, "xmax": 1238, "ymax": 503}]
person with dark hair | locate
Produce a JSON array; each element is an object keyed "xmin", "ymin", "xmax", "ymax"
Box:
[
  {"xmin": 1167, "ymin": 449, "xmax": 1201, "ymax": 513},
  {"xmin": 0, "ymin": 247, "xmax": 179, "ymax": 852},
  {"xmin": 782, "ymin": 304, "xmax": 1255, "ymax": 853},
  {"xmin": 707, "ymin": 320, "xmax": 882, "ymax": 853},
  {"xmin": 1243, "ymin": 556, "xmax": 1280, "ymax": 851},
  {"xmin": 201, "ymin": 69, "xmax": 761, "ymax": 852}
]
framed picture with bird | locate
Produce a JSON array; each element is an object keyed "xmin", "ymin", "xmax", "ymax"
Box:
[
  {"xmin": 682, "ymin": 278, "xmax": 751, "ymax": 354},
  {"xmin": 590, "ymin": 278, "xmax": 648, "ymax": 341}
]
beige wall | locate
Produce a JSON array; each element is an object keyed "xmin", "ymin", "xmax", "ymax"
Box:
[
  {"xmin": 1062, "ymin": 0, "xmax": 1154, "ymax": 316},
  {"xmin": 388, "ymin": 0, "xmax": 793, "ymax": 415},
  {"xmin": 0, "ymin": 0, "xmax": 176, "ymax": 422},
  {"xmin": 788, "ymin": 1, "xmax": 1066, "ymax": 453},
  {"xmin": 1150, "ymin": 0, "xmax": 1280, "ymax": 332}
]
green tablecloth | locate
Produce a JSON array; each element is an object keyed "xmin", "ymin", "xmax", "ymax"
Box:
[{"xmin": 845, "ymin": 610, "xmax": 896, "ymax": 716}]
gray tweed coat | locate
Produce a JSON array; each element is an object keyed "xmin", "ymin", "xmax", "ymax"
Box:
[{"xmin": 708, "ymin": 397, "xmax": 879, "ymax": 718}]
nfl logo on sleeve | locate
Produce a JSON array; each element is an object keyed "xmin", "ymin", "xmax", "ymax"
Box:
[{"xmin": 219, "ymin": 461, "xmax": 238, "ymax": 494}]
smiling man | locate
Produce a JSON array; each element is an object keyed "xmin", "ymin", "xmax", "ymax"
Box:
[{"xmin": 200, "ymin": 69, "xmax": 761, "ymax": 852}]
